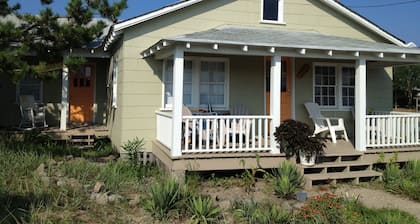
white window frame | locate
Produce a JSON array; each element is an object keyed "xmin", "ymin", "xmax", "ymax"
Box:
[
  {"xmin": 313, "ymin": 63, "xmax": 355, "ymax": 111},
  {"xmin": 162, "ymin": 56, "xmax": 230, "ymax": 110},
  {"xmin": 16, "ymin": 78, "xmax": 43, "ymax": 103},
  {"xmin": 111, "ymin": 57, "xmax": 118, "ymax": 108},
  {"xmin": 260, "ymin": 0, "xmax": 285, "ymax": 24}
]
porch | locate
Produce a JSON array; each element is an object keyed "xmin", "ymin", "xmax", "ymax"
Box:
[{"xmin": 143, "ymin": 26, "xmax": 420, "ymax": 183}]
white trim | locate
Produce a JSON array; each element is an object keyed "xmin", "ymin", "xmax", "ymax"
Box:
[
  {"xmin": 260, "ymin": 0, "xmax": 284, "ymax": 24},
  {"xmin": 291, "ymin": 57, "xmax": 296, "ymax": 119},
  {"xmin": 320, "ymin": 0, "xmax": 406, "ymax": 47},
  {"xmin": 355, "ymin": 58, "xmax": 367, "ymax": 151},
  {"xmin": 270, "ymin": 55, "xmax": 282, "ymax": 154},
  {"xmin": 171, "ymin": 47, "xmax": 184, "ymax": 157},
  {"xmin": 60, "ymin": 64, "xmax": 69, "ymax": 131},
  {"xmin": 113, "ymin": 0, "xmax": 203, "ymax": 32},
  {"xmin": 106, "ymin": 0, "xmax": 408, "ymax": 50}
]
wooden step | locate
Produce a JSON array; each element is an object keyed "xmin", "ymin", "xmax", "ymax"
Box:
[
  {"xmin": 304, "ymin": 170, "xmax": 382, "ymax": 189},
  {"xmin": 303, "ymin": 161, "xmax": 373, "ymax": 174}
]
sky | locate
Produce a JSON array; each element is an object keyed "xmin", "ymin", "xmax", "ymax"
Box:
[{"xmin": 8, "ymin": 0, "xmax": 420, "ymax": 45}]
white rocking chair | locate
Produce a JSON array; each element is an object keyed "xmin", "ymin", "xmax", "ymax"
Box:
[
  {"xmin": 304, "ymin": 102, "xmax": 349, "ymax": 143},
  {"xmin": 19, "ymin": 95, "xmax": 47, "ymax": 129}
]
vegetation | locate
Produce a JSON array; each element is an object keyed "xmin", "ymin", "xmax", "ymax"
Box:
[
  {"xmin": 232, "ymin": 199, "xmax": 293, "ymax": 224},
  {"xmin": 0, "ymin": 134, "xmax": 419, "ymax": 223},
  {"xmin": 186, "ymin": 195, "xmax": 221, "ymax": 224},
  {"xmin": 383, "ymin": 160, "xmax": 420, "ymax": 201},
  {"xmin": 393, "ymin": 65, "xmax": 420, "ymax": 107},
  {"xmin": 0, "ymin": 0, "xmax": 127, "ymax": 82},
  {"xmin": 274, "ymin": 119, "xmax": 325, "ymax": 160},
  {"xmin": 144, "ymin": 178, "xmax": 185, "ymax": 220},
  {"xmin": 271, "ymin": 161, "xmax": 304, "ymax": 199}
]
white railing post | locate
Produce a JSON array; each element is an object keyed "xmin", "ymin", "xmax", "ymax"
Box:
[
  {"xmin": 270, "ymin": 55, "xmax": 282, "ymax": 154},
  {"xmin": 171, "ymin": 47, "xmax": 184, "ymax": 157},
  {"xmin": 60, "ymin": 63, "xmax": 69, "ymax": 131},
  {"xmin": 355, "ymin": 58, "xmax": 367, "ymax": 151}
]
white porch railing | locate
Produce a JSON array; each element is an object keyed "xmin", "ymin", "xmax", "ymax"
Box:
[
  {"xmin": 182, "ymin": 115, "xmax": 273, "ymax": 153},
  {"xmin": 156, "ymin": 111, "xmax": 173, "ymax": 149},
  {"xmin": 366, "ymin": 113, "xmax": 420, "ymax": 148}
]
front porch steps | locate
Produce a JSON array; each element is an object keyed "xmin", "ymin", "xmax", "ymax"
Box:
[{"xmin": 302, "ymin": 151, "xmax": 382, "ymax": 189}]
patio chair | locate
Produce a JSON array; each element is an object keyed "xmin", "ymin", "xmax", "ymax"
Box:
[
  {"xmin": 19, "ymin": 95, "xmax": 47, "ymax": 129},
  {"xmin": 304, "ymin": 102, "xmax": 349, "ymax": 143}
]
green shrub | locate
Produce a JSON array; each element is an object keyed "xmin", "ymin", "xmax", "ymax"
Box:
[
  {"xmin": 232, "ymin": 199, "xmax": 293, "ymax": 224},
  {"xmin": 144, "ymin": 178, "xmax": 184, "ymax": 220},
  {"xmin": 271, "ymin": 161, "xmax": 304, "ymax": 199},
  {"xmin": 383, "ymin": 162, "xmax": 402, "ymax": 191},
  {"xmin": 362, "ymin": 208, "xmax": 419, "ymax": 224},
  {"xmin": 121, "ymin": 137, "xmax": 145, "ymax": 163},
  {"xmin": 186, "ymin": 195, "xmax": 221, "ymax": 224}
]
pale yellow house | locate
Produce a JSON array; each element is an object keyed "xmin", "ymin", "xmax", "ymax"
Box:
[{"xmin": 4, "ymin": 0, "xmax": 420, "ymax": 182}]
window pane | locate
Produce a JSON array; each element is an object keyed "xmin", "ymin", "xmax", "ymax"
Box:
[
  {"xmin": 19, "ymin": 78, "xmax": 42, "ymax": 101},
  {"xmin": 199, "ymin": 61, "xmax": 226, "ymax": 106},
  {"xmin": 314, "ymin": 65, "xmax": 336, "ymax": 106},
  {"xmin": 263, "ymin": 0, "xmax": 278, "ymax": 21}
]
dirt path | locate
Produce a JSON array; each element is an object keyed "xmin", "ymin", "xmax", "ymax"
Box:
[{"xmin": 334, "ymin": 186, "xmax": 420, "ymax": 220}]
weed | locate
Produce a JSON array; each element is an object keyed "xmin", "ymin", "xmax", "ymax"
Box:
[
  {"xmin": 144, "ymin": 178, "xmax": 184, "ymax": 220},
  {"xmin": 271, "ymin": 161, "xmax": 304, "ymax": 199},
  {"xmin": 232, "ymin": 199, "xmax": 293, "ymax": 224},
  {"xmin": 240, "ymin": 155, "xmax": 267, "ymax": 192},
  {"xmin": 121, "ymin": 137, "xmax": 145, "ymax": 163},
  {"xmin": 186, "ymin": 195, "xmax": 221, "ymax": 224}
]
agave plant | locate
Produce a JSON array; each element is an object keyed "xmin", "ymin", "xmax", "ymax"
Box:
[
  {"xmin": 187, "ymin": 195, "xmax": 221, "ymax": 224},
  {"xmin": 144, "ymin": 178, "xmax": 183, "ymax": 220},
  {"xmin": 271, "ymin": 161, "xmax": 304, "ymax": 199}
]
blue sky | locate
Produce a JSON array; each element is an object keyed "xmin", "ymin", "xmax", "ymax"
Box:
[{"xmin": 9, "ymin": 0, "xmax": 420, "ymax": 45}]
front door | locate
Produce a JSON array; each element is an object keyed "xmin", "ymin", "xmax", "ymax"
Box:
[
  {"xmin": 265, "ymin": 57, "xmax": 292, "ymax": 121},
  {"xmin": 69, "ymin": 64, "xmax": 95, "ymax": 123}
]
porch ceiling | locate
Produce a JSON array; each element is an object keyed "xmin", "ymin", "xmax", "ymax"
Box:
[{"xmin": 142, "ymin": 25, "xmax": 420, "ymax": 64}]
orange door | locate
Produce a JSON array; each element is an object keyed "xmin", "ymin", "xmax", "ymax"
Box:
[
  {"xmin": 265, "ymin": 57, "xmax": 292, "ymax": 121},
  {"xmin": 69, "ymin": 64, "xmax": 95, "ymax": 123}
]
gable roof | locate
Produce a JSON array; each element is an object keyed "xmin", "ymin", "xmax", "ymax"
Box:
[{"xmin": 104, "ymin": 0, "xmax": 411, "ymax": 51}]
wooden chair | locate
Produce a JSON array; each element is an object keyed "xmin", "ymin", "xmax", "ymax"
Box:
[
  {"xmin": 304, "ymin": 102, "xmax": 349, "ymax": 143},
  {"xmin": 19, "ymin": 95, "xmax": 47, "ymax": 129}
]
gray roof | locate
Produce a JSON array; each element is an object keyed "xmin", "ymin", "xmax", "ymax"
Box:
[{"xmin": 165, "ymin": 26, "xmax": 420, "ymax": 54}]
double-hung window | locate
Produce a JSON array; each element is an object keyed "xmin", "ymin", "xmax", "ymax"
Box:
[
  {"xmin": 313, "ymin": 64, "xmax": 355, "ymax": 109},
  {"xmin": 261, "ymin": 0, "xmax": 284, "ymax": 24},
  {"xmin": 163, "ymin": 58, "xmax": 229, "ymax": 109},
  {"xmin": 17, "ymin": 77, "xmax": 43, "ymax": 102}
]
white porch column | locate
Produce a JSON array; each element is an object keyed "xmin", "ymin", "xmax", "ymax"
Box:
[
  {"xmin": 270, "ymin": 55, "xmax": 282, "ymax": 154},
  {"xmin": 355, "ymin": 58, "xmax": 367, "ymax": 151},
  {"xmin": 171, "ymin": 47, "xmax": 184, "ymax": 157},
  {"xmin": 60, "ymin": 64, "xmax": 69, "ymax": 131}
]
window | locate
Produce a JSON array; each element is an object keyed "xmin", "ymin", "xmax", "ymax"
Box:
[
  {"xmin": 313, "ymin": 64, "xmax": 355, "ymax": 108},
  {"xmin": 17, "ymin": 77, "xmax": 43, "ymax": 102},
  {"xmin": 163, "ymin": 58, "xmax": 229, "ymax": 109},
  {"xmin": 261, "ymin": 0, "xmax": 284, "ymax": 23},
  {"xmin": 341, "ymin": 67, "xmax": 355, "ymax": 107}
]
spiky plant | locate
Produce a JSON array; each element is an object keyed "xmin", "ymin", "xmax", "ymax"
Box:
[
  {"xmin": 187, "ymin": 195, "xmax": 221, "ymax": 224},
  {"xmin": 144, "ymin": 178, "xmax": 183, "ymax": 220},
  {"xmin": 271, "ymin": 161, "xmax": 304, "ymax": 199}
]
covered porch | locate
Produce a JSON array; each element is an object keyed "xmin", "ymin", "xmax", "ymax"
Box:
[{"xmin": 145, "ymin": 26, "xmax": 420, "ymax": 160}]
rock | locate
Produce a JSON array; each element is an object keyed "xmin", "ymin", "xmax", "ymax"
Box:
[
  {"xmin": 93, "ymin": 181, "xmax": 105, "ymax": 193},
  {"xmin": 35, "ymin": 163, "xmax": 47, "ymax": 176},
  {"xmin": 128, "ymin": 194, "xmax": 141, "ymax": 206},
  {"xmin": 108, "ymin": 193, "xmax": 123, "ymax": 203},
  {"xmin": 95, "ymin": 193, "xmax": 109, "ymax": 205},
  {"xmin": 57, "ymin": 179, "xmax": 66, "ymax": 187},
  {"xmin": 65, "ymin": 155, "xmax": 74, "ymax": 160}
]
